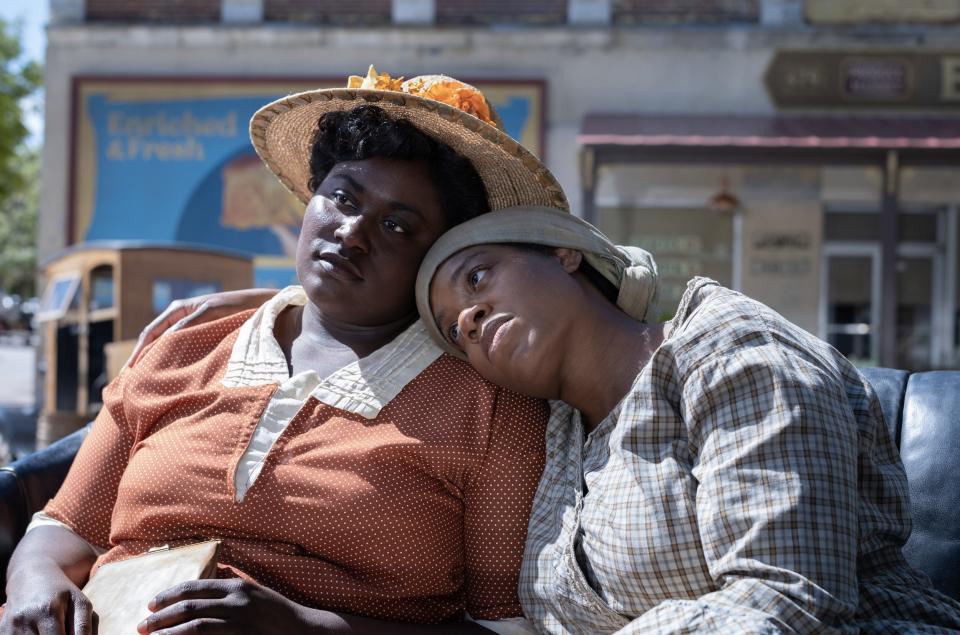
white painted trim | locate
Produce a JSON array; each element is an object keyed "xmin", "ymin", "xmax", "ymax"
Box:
[
  {"xmin": 392, "ymin": 0, "xmax": 436, "ymax": 25},
  {"xmin": 222, "ymin": 0, "xmax": 264, "ymax": 23},
  {"xmin": 732, "ymin": 208, "xmax": 744, "ymax": 292},
  {"xmin": 568, "ymin": 0, "xmax": 612, "ymax": 25},
  {"xmin": 760, "ymin": 0, "xmax": 803, "ymax": 25},
  {"xmin": 50, "ymin": 0, "xmax": 84, "ymax": 24}
]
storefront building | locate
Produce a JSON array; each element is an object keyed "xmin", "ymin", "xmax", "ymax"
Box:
[{"xmin": 40, "ymin": 0, "xmax": 960, "ymax": 369}]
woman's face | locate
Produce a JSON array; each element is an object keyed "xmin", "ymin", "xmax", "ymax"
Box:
[
  {"xmin": 428, "ymin": 244, "xmax": 583, "ymax": 398},
  {"xmin": 298, "ymin": 157, "xmax": 449, "ymax": 326}
]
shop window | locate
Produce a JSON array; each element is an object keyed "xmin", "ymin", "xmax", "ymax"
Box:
[
  {"xmin": 37, "ymin": 274, "xmax": 80, "ymax": 322},
  {"xmin": 88, "ymin": 320, "xmax": 114, "ymax": 412},
  {"xmin": 89, "ymin": 265, "xmax": 115, "ymax": 312},
  {"xmin": 55, "ymin": 324, "xmax": 79, "ymax": 412},
  {"xmin": 896, "ymin": 257, "xmax": 934, "ymax": 370},
  {"xmin": 824, "ymin": 251, "xmax": 877, "ymax": 366},
  {"xmin": 823, "ymin": 207, "xmax": 947, "ymax": 370},
  {"xmin": 598, "ymin": 206, "xmax": 732, "ymax": 319}
]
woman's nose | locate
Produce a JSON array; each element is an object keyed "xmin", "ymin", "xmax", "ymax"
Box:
[
  {"xmin": 334, "ymin": 215, "xmax": 370, "ymax": 252},
  {"xmin": 457, "ymin": 303, "xmax": 489, "ymax": 343}
]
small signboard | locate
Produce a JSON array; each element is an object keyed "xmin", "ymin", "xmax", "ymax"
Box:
[
  {"xmin": 841, "ymin": 58, "xmax": 911, "ymax": 101},
  {"xmin": 765, "ymin": 51, "xmax": 960, "ymax": 109}
]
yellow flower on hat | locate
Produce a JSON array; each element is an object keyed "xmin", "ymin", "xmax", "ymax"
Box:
[
  {"xmin": 346, "ymin": 66, "xmax": 496, "ymax": 127},
  {"xmin": 347, "ymin": 65, "xmax": 405, "ymax": 91}
]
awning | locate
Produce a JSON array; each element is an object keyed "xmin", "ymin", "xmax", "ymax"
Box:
[{"xmin": 579, "ymin": 113, "xmax": 960, "ymax": 150}]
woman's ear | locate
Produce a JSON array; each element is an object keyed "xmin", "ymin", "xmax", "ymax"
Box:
[{"xmin": 554, "ymin": 248, "xmax": 583, "ymax": 273}]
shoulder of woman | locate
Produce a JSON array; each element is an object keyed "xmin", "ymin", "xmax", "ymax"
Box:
[
  {"xmin": 665, "ymin": 278, "xmax": 800, "ymax": 375},
  {"xmin": 429, "ymin": 353, "xmax": 548, "ymax": 421},
  {"xmin": 129, "ymin": 310, "xmax": 254, "ymax": 379},
  {"xmin": 669, "ymin": 278, "xmax": 764, "ymax": 339},
  {"xmin": 430, "ymin": 350, "xmax": 521, "ymax": 385}
]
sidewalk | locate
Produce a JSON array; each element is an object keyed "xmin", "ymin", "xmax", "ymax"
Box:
[
  {"xmin": 0, "ymin": 341, "xmax": 38, "ymax": 459},
  {"xmin": 0, "ymin": 342, "xmax": 36, "ymax": 407}
]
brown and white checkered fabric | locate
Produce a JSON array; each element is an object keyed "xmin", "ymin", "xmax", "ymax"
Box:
[{"xmin": 519, "ymin": 277, "xmax": 960, "ymax": 634}]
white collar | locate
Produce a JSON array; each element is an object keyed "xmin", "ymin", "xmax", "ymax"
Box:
[{"xmin": 221, "ymin": 286, "xmax": 443, "ymax": 419}]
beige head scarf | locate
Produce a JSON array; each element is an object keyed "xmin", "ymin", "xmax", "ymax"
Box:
[{"xmin": 415, "ymin": 205, "xmax": 660, "ymax": 359}]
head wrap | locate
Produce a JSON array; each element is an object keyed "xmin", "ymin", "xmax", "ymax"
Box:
[{"xmin": 415, "ymin": 205, "xmax": 660, "ymax": 358}]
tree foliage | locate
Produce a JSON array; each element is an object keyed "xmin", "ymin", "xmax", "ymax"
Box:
[
  {"xmin": 0, "ymin": 18, "xmax": 42, "ymax": 296},
  {"xmin": 0, "ymin": 148, "xmax": 38, "ymax": 296}
]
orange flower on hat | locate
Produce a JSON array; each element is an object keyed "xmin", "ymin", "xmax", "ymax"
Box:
[{"xmin": 420, "ymin": 84, "xmax": 493, "ymax": 125}]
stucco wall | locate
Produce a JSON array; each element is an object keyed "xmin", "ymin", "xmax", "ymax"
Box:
[{"xmin": 44, "ymin": 23, "xmax": 960, "ymax": 262}]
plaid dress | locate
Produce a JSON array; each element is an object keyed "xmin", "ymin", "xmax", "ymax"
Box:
[{"xmin": 519, "ymin": 277, "xmax": 960, "ymax": 634}]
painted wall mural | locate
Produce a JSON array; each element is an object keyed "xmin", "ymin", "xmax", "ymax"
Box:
[{"xmin": 71, "ymin": 78, "xmax": 546, "ymax": 288}]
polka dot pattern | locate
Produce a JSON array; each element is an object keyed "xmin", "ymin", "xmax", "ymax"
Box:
[{"xmin": 45, "ymin": 313, "xmax": 548, "ymax": 623}]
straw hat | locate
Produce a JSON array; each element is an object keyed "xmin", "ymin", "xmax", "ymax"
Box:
[{"xmin": 249, "ymin": 67, "xmax": 569, "ymax": 213}]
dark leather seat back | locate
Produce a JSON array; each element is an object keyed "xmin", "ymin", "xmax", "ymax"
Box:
[
  {"xmin": 0, "ymin": 426, "xmax": 89, "ymax": 599},
  {"xmin": 859, "ymin": 369, "xmax": 960, "ymax": 598}
]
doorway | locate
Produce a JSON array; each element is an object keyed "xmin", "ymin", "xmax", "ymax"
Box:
[{"xmin": 821, "ymin": 207, "xmax": 955, "ymax": 370}]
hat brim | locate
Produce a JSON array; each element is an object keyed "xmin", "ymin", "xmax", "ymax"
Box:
[{"xmin": 249, "ymin": 88, "xmax": 569, "ymax": 213}]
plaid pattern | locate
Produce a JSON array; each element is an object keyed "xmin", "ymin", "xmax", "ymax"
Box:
[{"xmin": 519, "ymin": 277, "xmax": 960, "ymax": 634}]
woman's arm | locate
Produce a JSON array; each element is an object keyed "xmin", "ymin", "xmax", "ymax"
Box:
[
  {"xmin": 136, "ymin": 579, "xmax": 497, "ymax": 634},
  {"xmin": 614, "ymin": 337, "xmax": 863, "ymax": 634},
  {"xmin": 461, "ymin": 390, "xmax": 548, "ymax": 623},
  {"xmin": 2, "ymin": 526, "xmax": 99, "ymax": 634},
  {"xmin": 127, "ymin": 288, "xmax": 279, "ymax": 367},
  {"xmin": 3, "ymin": 369, "xmax": 137, "ymax": 634}
]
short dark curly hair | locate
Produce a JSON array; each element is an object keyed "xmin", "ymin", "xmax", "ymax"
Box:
[{"xmin": 307, "ymin": 104, "xmax": 490, "ymax": 228}]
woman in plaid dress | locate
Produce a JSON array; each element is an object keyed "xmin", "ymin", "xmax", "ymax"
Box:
[{"xmin": 418, "ymin": 206, "xmax": 960, "ymax": 635}]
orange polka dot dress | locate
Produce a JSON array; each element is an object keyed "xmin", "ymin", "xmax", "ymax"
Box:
[{"xmin": 44, "ymin": 290, "xmax": 548, "ymax": 624}]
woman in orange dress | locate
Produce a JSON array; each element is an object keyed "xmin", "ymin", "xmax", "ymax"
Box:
[{"xmin": 2, "ymin": 70, "xmax": 565, "ymax": 635}]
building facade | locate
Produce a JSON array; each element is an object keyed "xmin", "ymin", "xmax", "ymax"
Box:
[{"xmin": 40, "ymin": 0, "xmax": 960, "ymax": 369}]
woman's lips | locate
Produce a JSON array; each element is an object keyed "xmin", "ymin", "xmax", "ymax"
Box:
[
  {"xmin": 315, "ymin": 253, "xmax": 364, "ymax": 281},
  {"xmin": 480, "ymin": 315, "xmax": 513, "ymax": 357}
]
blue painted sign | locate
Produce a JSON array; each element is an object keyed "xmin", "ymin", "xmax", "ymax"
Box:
[{"xmin": 72, "ymin": 80, "xmax": 545, "ymax": 288}]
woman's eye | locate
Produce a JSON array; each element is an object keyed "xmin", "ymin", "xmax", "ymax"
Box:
[
  {"xmin": 468, "ymin": 268, "xmax": 487, "ymax": 288},
  {"xmin": 331, "ymin": 191, "xmax": 354, "ymax": 207},
  {"xmin": 448, "ymin": 323, "xmax": 461, "ymax": 343},
  {"xmin": 382, "ymin": 219, "xmax": 407, "ymax": 234}
]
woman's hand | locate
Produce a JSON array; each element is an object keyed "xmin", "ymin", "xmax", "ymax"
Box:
[
  {"xmin": 127, "ymin": 288, "xmax": 278, "ymax": 368},
  {"xmin": 136, "ymin": 579, "xmax": 320, "ymax": 635},
  {"xmin": 136, "ymin": 579, "xmax": 498, "ymax": 634},
  {"xmin": 3, "ymin": 526, "xmax": 100, "ymax": 635},
  {"xmin": 1, "ymin": 564, "xmax": 96, "ymax": 635}
]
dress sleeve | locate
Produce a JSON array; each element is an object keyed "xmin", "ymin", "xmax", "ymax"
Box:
[
  {"xmin": 618, "ymin": 335, "xmax": 863, "ymax": 634},
  {"xmin": 462, "ymin": 389, "xmax": 548, "ymax": 621},
  {"xmin": 43, "ymin": 369, "xmax": 137, "ymax": 551}
]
